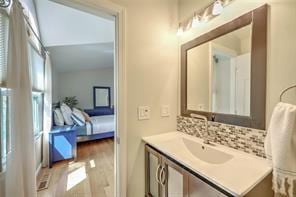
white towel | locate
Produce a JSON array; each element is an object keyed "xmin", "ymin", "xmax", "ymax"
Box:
[{"xmin": 265, "ymin": 102, "xmax": 296, "ymax": 196}]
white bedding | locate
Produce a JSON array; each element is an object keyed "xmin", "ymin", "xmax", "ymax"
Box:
[{"xmin": 86, "ymin": 115, "xmax": 115, "ymax": 135}]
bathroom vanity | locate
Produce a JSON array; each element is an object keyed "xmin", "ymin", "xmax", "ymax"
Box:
[{"xmin": 143, "ymin": 132, "xmax": 273, "ymax": 197}]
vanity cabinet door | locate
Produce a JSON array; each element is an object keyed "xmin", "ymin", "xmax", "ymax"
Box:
[
  {"xmin": 163, "ymin": 158, "xmax": 188, "ymax": 197},
  {"xmin": 145, "ymin": 145, "xmax": 163, "ymax": 197},
  {"xmin": 187, "ymin": 173, "xmax": 227, "ymax": 197}
]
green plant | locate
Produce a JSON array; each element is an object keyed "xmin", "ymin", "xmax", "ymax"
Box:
[{"xmin": 62, "ymin": 96, "xmax": 79, "ymax": 109}]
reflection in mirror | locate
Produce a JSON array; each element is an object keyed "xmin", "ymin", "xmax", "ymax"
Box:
[
  {"xmin": 187, "ymin": 24, "xmax": 252, "ymax": 116},
  {"xmin": 93, "ymin": 87, "xmax": 110, "ymax": 108}
]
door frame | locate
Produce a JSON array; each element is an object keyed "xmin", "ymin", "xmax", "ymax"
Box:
[{"xmin": 49, "ymin": 0, "xmax": 127, "ymax": 196}]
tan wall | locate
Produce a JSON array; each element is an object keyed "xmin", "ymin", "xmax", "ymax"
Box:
[
  {"xmin": 240, "ymin": 37, "xmax": 251, "ymax": 54},
  {"xmin": 187, "ymin": 43, "xmax": 210, "ymax": 111},
  {"xmin": 108, "ymin": 0, "xmax": 179, "ymax": 196},
  {"xmin": 212, "ymin": 34, "xmax": 241, "ymax": 54},
  {"xmin": 178, "ymin": 0, "xmax": 296, "ymax": 126},
  {"xmin": 178, "ymin": 0, "xmax": 213, "ymax": 21}
]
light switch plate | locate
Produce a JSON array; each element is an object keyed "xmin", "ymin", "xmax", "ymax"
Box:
[
  {"xmin": 138, "ymin": 106, "xmax": 150, "ymax": 120},
  {"xmin": 161, "ymin": 105, "xmax": 170, "ymax": 117}
]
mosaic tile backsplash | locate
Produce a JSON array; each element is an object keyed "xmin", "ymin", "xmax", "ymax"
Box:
[{"xmin": 177, "ymin": 116, "xmax": 267, "ymax": 158}]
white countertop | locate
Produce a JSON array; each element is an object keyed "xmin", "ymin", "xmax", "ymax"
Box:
[{"xmin": 142, "ymin": 132, "xmax": 272, "ymax": 197}]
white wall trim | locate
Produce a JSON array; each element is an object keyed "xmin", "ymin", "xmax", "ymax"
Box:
[
  {"xmin": 49, "ymin": 1, "xmax": 127, "ymax": 197},
  {"xmin": 35, "ymin": 163, "xmax": 42, "ymax": 177}
]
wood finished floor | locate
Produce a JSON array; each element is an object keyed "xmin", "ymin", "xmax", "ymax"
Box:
[{"xmin": 37, "ymin": 138, "xmax": 114, "ymax": 197}]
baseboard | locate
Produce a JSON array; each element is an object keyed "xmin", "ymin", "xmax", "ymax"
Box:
[{"xmin": 35, "ymin": 163, "xmax": 42, "ymax": 177}]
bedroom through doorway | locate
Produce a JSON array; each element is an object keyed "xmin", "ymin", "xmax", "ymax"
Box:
[{"xmin": 35, "ymin": 1, "xmax": 116, "ymax": 196}]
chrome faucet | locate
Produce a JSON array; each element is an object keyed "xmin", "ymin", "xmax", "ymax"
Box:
[{"xmin": 190, "ymin": 114, "xmax": 211, "ymax": 145}]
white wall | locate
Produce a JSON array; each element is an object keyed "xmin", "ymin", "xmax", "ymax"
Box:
[
  {"xmin": 52, "ymin": 65, "xmax": 60, "ymax": 104},
  {"xmin": 34, "ymin": 136, "xmax": 42, "ymax": 170},
  {"xmin": 20, "ymin": 0, "xmax": 39, "ymax": 31},
  {"xmin": 56, "ymin": 67, "xmax": 114, "ymax": 109},
  {"xmin": 178, "ymin": 0, "xmax": 296, "ymax": 126}
]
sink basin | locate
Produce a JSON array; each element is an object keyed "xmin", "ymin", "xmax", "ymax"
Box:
[{"xmin": 182, "ymin": 138, "xmax": 233, "ymax": 164}]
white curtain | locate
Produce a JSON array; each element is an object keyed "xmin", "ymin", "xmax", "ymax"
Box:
[
  {"xmin": 42, "ymin": 53, "xmax": 52, "ymax": 167},
  {"xmin": 5, "ymin": 1, "xmax": 37, "ymax": 197}
]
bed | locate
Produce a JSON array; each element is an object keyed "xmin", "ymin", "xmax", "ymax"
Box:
[{"xmin": 76, "ymin": 108, "xmax": 115, "ymax": 142}]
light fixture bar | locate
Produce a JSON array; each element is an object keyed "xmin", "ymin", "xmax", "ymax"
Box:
[
  {"xmin": 191, "ymin": 13, "xmax": 200, "ymax": 28},
  {"xmin": 177, "ymin": 0, "xmax": 234, "ymax": 35}
]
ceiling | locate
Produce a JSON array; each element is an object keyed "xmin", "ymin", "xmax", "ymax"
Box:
[
  {"xmin": 35, "ymin": 0, "xmax": 115, "ymax": 72},
  {"xmin": 47, "ymin": 43, "xmax": 114, "ymax": 72}
]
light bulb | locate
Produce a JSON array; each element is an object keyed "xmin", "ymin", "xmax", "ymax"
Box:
[
  {"xmin": 212, "ymin": 0, "xmax": 224, "ymax": 16},
  {"xmin": 177, "ymin": 25, "xmax": 184, "ymax": 36},
  {"xmin": 202, "ymin": 15, "xmax": 210, "ymax": 23},
  {"xmin": 192, "ymin": 15, "xmax": 200, "ymax": 28}
]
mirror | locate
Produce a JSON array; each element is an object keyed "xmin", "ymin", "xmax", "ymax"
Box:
[
  {"xmin": 181, "ymin": 6, "xmax": 267, "ymax": 129},
  {"xmin": 187, "ymin": 24, "xmax": 252, "ymax": 116},
  {"xmin": 93, "ymin": 86, "xmax": 111, "ymax": 108}
]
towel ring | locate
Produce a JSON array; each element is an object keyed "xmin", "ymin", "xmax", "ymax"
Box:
[{"xmin": 280, "ymin": 85, "xmax": 296, "ymax": 102}]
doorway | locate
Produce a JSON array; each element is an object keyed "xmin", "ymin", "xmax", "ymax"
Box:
[{"xmin": 35, "ymin": 0, "xmax": 126, "ymax": 196}]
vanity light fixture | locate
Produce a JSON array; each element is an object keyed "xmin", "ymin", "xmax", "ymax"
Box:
[
  {"xmin": 212, "ymin": 0, "xmax": 224, "ymax": 16},
  {"xmin": 201, "ymin": 11, "xmax": 210, "ymax": 23},
  {"xmin": 177, "ymin": 0, "xmax": 234, "ymax": 36},
  {"xmin": 192, "ymin": 13, "xmax": 200, "ymax": 28},
  {"xmin": 177, "ymin": 23, "xmax": 184, "ymax": 36}
]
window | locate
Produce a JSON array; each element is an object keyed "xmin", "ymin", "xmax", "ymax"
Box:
[
  {"xmin": 32, "ymin": 92, "xmax": 43, "ymax": 137},
  {"xmin": 0, "ymin": 88, "xmax": 9, "ymax": 172},
  {"xmin": 0, "ymin": 11, "xmax": 8, "ymax": 86},
  {"xmin": 29, "ymin": 44, "xmax": 45, "ymax": 137},
  {"xmin": 0, "ymin": 11, "xmax": 45, "ymax": 172},
  {"xmin": 0, "ymin": 10, "xmax": 9, "ymax": 173},
  {"xmin": 29, "ymin": 44, "xmax": 44, "ymax": 92}
]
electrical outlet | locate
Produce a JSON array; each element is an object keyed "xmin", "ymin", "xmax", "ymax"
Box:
[
  {"xmin": 138, "ymin": 106, "xmax": 150, "ymax": 120},
  {"xmin": 161, "ymin": 105, "xmax": 170, "ymax": 117}
]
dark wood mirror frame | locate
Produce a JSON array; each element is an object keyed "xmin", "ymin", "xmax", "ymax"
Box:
[{"xmin": 181, "ymin": 5, "xmax": 267, "ymax": 130}]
